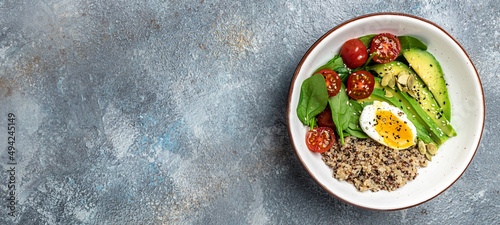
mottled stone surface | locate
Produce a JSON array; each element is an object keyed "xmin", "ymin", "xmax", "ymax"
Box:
[{"xmin": 0, "ymin": 0, "xmax": 498, "ymax": 224}]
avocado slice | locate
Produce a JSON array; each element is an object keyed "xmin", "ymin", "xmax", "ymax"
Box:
[
  {"xmin": 402, "ymin": 48, "xmax": 451, "ymax": 121},
  {"xmin": 368, "ymin": 62, "xmax": 456, "ymax": 137},
  {"xmin": 357, "ymin": 87, "xmax": 435, "ymax": 145},
  {"xmin": 370, "ymin": 80, "xmax": 448, "ymax": 145}
]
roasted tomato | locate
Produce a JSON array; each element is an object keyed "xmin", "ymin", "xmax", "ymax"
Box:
[
  {"xmin": 370, "ymin": 33, "xmax": 401, "ymax": 64},
  {"xmin": 305, "ymin": 127, "xmax": 335, "ymax": 153},
  {"xmin": 316, "ymin": 69, "xmax": 341, "ymax": 97},
  {"xmin": 341, "ymin": 38, "xmax": 368, "ymax": 69},
  {"xmin": 346, "ymin": 70, "xmax": 375, "ymax": 99}
]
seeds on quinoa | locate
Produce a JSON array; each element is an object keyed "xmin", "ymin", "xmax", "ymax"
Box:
[{"xmin": 322, "ymin": 136, "xmax": 427, "ymax": 192}]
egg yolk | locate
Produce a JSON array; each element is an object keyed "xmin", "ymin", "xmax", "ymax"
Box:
[{"xmin": 375, "ymin": 110, "xmax": 414, "ymax": 149}]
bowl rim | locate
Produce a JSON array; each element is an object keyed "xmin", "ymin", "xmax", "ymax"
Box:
[{"xmin": 286, "ymin": 12, "xmax": 485, "ymax": 211}]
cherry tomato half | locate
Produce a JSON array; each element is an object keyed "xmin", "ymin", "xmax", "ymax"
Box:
[
  {"xmin": 370, "ymin": 33, "xmax": 401, "ymax": 64},
  {"xmin": 305, "ymin": 127, "xmax": 335, "ymax": 153},
  {"xmin": 317, "ymin": 106, "xmax": 336, "ymax": 129},
  {"xmin": 341, "ymin": 38, "xmax": 368, "ymax": 69},
  {"xmin": 316, "ymin": 69, "xmax": 341, "ymax": 97},
  {"xmin": 346, "ymin": 70, "xmax": 375, "ymax": 99}
]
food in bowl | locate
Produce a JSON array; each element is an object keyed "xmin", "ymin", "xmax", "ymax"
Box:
[
  {"xmin": 296, "ymin": 32, "xmax": 456, "ymax": 192},
  {"xmin": 359, "ymin": 101, "xmax": 417, "ymax": 150},
  {"xmin": 322, "ymin": 136, "xmax": 427, "ymax": 192}
]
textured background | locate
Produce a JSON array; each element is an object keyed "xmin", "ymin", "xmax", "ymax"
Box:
[{"xmin": 0, "ymin": 0, "xmax": 498, "ymax": 224}]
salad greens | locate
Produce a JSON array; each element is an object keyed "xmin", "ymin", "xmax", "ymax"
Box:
[
  {"xmin": 296, "ymin": 74, "xmax": 328, "ymax": 128},
  {"xmin": 313, "ymin": 54, "xmax": 344, "ymax": 73},
  {"xmin": 327, "ymin": 84, "xmax": 351, "ymax": 144},
  {"xmin": 358, "ymin": 34, "xmax": 428, "ymax": 52},
  {"xmin": 345, "ymin": 100, "xmax": 367, "ymax": 139},
  {"xmin": 398, "ymin": 35, "xmax": 428, "ymax": 51},
  {"xmin": 297, "ymin": 61, "xmax": 367, "ymax": 144},
  {"xmin": 313, "ymin": 55, "xmax": 350, "ymax": 82},
  {"xmin": 296, "ymin": 33, "xmax": 453, "ymax": 151},
  {"xmin": 358, "ymin": 34, "xmax": 377, "ymax": 48}
]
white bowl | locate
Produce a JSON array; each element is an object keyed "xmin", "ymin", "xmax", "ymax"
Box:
[{"xmin": 286, "ymin": 13, "xmax": 484, "ymax": 210}]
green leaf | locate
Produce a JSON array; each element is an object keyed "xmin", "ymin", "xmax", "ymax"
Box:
[
  {"xmin": 358, "ymin": 34, "xmax": 377, "ymax": 49},
  {"xmin": 348, "ymin": 119, "xmax": 359, "ymax": 130},
  {"xmin": 296, "ymin": 74, "xmax": 329, "ymax": 127},
  {"xmin": 350, "ymin": 99, "xmax": 364, "ymax": 114},
  {"xmin": 313, "ymin": 55, "xmax": 345, "ymax": 74},
  {"xmin": 336, "ymin": 67, "xmax": 350, "ymax": 83},
  {"xmin": 341, "ymin": 106, "xmax": 351, "ymax": 132},
  {"xmin": 347, "ymin": 99, "xmax": 363, "ymax": 130},
  {"xmin": 398, "ymin": 35, "xmax": 427, "ymax": 51},
  {"xmin": 328, "ymin": 83, "xmax": 349, "ymax": 145},
  {"xmin": 345, "ymin": 127, "xmax": 368, "ymax": 139}
]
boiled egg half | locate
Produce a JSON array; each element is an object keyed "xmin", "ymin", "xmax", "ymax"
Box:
[{"xmin": 359, "ymin": 101, "xmax": 417, "ymax": 149}]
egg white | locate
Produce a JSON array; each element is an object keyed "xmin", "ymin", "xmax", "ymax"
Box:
[{"xmin": 359, "ymin": 101, "xmax": 417, "ymax": 150}]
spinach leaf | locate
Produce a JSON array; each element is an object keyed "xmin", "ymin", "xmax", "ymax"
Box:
[
  {"xmin": 345, "ymin": 127, "xmax": 368, "ymax": 139},
  {"xmin": 313, "ymin": 54, "xmax": 352, "ymax": 83},
  {"xmin": 347, "ymin": 100, "xmax": 363, "ymax": 129},
  {"xmin": 398, "ymin": 35, "xmax": 427, "ymax": 51},
  {"xmin": 296, "ymin": 74, "xmax": 329, "ymax": 128},
  {"xmin": 345, "ymin": 99, "xmax": 368, "ymax": 139},
  {"xmin": 328, "ymin": 83, "xmax": 349, "ymax": 145},
  {"xmin": 358, "ymin": 34, "xmax": 377, "ymax": 49},
  {"xmin": 341, "ymin": 106, "xmax": 351, "ymax": 133},
  {"xmin": 313, "ymin": 55, "xmax": 345, "ymax": 74},
  {"xmin": 336, "ymin": 67, "xmax": 350, "ymax": 83},
  {"xmin": 350, "ymin": 99, "xmax": 363, "ymax": 115}
]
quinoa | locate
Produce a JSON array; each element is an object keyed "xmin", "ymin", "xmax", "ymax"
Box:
[{"xmin": 321, "ymin": 136, "xmax": 428, "ymax": 192}]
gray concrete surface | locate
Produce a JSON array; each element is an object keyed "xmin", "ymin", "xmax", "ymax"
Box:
[{"xmin": 0, "ymin": 0, "xmax": 498, "ymax": 224}]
